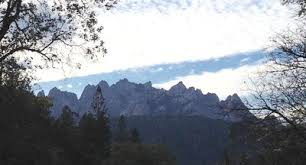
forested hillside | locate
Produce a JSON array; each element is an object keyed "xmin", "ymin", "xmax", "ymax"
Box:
[{"xmin": 116, "ymin": 116, "xmax": 232, "ymax": 165}]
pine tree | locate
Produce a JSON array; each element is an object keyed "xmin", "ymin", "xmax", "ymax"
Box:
[
  {"xmin": 58, "ymin": 105, "xmax": 75, "ymax": 129},
  {"xmin": 239, "ymin": 152, "xmax": 249, "ymax": 165},
  {"xmin": 91, "ymin": 86, "xmax": 106, "ymax": 115},
  {"xmin": 85, "ymin": 86, "xmax": 111, "ymax": 160},
  {"xmin": 116, "ymin": 115, "xmax": 129, "ymax": 143},
  {"xmin": 130, "ymin": 128, "xmax": 141, "ymax": 143}
]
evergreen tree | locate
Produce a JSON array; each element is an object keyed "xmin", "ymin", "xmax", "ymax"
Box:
[
  {"xmin": 0, "ymin": 68, "xmax": 53, "ymax": 165},
  {"xmin": 79, "ymin": 86, "xmax": 111, "ymax": 163},
  {"xmin": 116, "ymin": 115, "xmax": 129, "ymax": 143},
  {"xmin": 92, "ymin": 86, "xmax": 111, "ymax": 159},
  {"xmin": 58, "ymin": 105, "xmax": 75, "ymax": 129},
  {"xmin": 91, "ymin": 86, "xmax": 106, "ymax": 115},
  {"xmin": 130, "ymin": 128, "xmax": 141, "ymax": 143},
  {"xmin": 103, "ymin": 143, "xmax": 177, "ymax": 165},
  {"xmin": 239, "ymin": 153, "xmax": 249, "ymax": 165},
  {"xmin": 79, "ymin": 113, "xmax": 97, "ymax": 163}
]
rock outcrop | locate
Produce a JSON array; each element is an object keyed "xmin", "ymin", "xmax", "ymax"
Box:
[{"xmin": 45, "ymin": 79, "xmax": 252, "ymax": 121}]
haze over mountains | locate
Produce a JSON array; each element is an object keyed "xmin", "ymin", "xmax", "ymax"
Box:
[{"xmin": 42, "ymin": 79, "xmax": 252, "ymax": 122}]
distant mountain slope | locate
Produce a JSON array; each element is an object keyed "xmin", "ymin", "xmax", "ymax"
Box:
[
  {"xmin": 117, "ymin": 116, "xmax": 232, "ymax": 165},
  {"xmin": 45, "ymin": 79, "xmax": 252, "ymax": 121}
]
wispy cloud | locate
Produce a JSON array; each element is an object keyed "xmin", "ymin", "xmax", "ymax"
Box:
[
  {"xmin": 112, "ymin": 0, "xmax": 285, "ymax": 14},
  {"xmin": 36, "ymin": 0, "xmax": 290, "ymax": 83}
]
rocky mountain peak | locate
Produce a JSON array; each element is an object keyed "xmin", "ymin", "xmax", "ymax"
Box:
[
  {"xmin": 117, "ymin": 78, "xmax": 129, "ymax": 84},
  {"xmin": 98, "ymin": 80, "xmax": 109, "ymax": 89},
  {"xmin": 48, "ymin": 87, "xmax": 79, "ymax": 117},
  {"xmin": 80, "ymin": 84, "xmax": 96, "ymax": 100},
  {"xmin": 187, "ymin": 87, "xmax": 195, "ymax": 91},
  {"xmin": 219, "ymin": 93, "xmax": 251, "ymax": 121},
  {"xmin": 220, "ymin": 94, "xmax": 247, "ymax": 111},
  {"xmin": 113, "ymin": 78, "xmax": 135, "ymax": 89},
  {"xmin": 223, "ymin": 93, "xmax": 244, "ymax": 106},
  {"xmin": 204, "ymin": 93, "xmax": 220, "ymax": 103},
  {"xmin": 37, "ymin": 90, "xmax": 45, "ymax": 97},
  {"xmin": 47, "ymin": 79, "xmax": 251, "ymax": 122},
  {"xmin": 48, "ymin": 87, "xmax": 61, "ymax": 95},
  {"xmin": 144, "ymin": 81, "xmax": 152, "ymax": 88},
  {"xmin": 169, "ymin": 81, "xmax": 187, "ymax": 95}
]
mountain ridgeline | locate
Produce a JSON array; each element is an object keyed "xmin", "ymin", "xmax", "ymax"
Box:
[
  {"xmin": 44, "ymin": 79, "xmax": 251, "ymax": 121},
  {"xmin": 38, "ymin": 79, "xmax": 254, "ymax": 165}
]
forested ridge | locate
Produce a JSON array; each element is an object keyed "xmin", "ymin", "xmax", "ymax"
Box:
[{"xmin": 0, "ymin": 72, "xmax": 176, "ymax": 165}]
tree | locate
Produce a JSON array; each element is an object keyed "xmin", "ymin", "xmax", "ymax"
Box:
[
  {"xmin": 115, "ymin": 115, "xmax": 129, "ymax": 143},
  {"xmin": 91, "ymin": 86, "xmax": 107, "ymax": 115},
  {"xmin": 58, "ymin": 105, "xmax": 75, "ymax": 128},
  {"xmin": 92, "ymin": 86, "xmax": 111, "ymax": 159},
  {"xmin": 79, "ymin": 113, "xmax": 98, "ymax": 163},
  {"xmin": 248, "ymin": 0, "xmax": 306, "ymax": 140},
  {"xmin": 236, "ymin": 1, "xmax": 306, "ymax": 164},
  {"xmin": 0, "ymin": 0, "xmax": 118, "ymax": 68},
  {"xmin": 0, "ymin": 56, "xmax": 32, "ymax": 90},
  {"xmin": 282, "ymin": 0, "xmax": 306, "ymax": 16},
  {"xmin": 103, "ymin": 143, "xmax": 177, "ymax": 165},
  {"xmin": 130, "ymin": 128, "xmax": 141, "ymax": 143},
  {"xmin": 78, "ymin": 86, "xmax": 111, "ymax": 163},
  {"xmin": 0, "ymin": 76, "xmax": 54, "ymax": 165},
  {"xmin": 96, "ymin": 110, "xmax": 111, "ymax": 159}
]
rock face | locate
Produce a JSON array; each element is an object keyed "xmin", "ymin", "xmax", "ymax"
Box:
[
  {"xmin": 46, "ymin": 79, "xmax": 252, "ymax": 121},
  {"xmin": 37, "ymin": 90, "xmax": 45, "ymax": 97},
  {"xmin": 48, "ymin": 87, "xmax": 79, "ymax": 117}
]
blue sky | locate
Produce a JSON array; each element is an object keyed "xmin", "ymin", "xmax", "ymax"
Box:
[
  {"xmin": 35, "ymin": 0, "xmax": 292, "ymax": 99},
  {"xmin": 37, "ymin": 50, "xmax": 265, "ymax": 99}
]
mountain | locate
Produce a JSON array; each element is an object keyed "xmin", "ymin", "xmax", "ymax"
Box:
[
  {"xmin": 45, "ymin": 79, "xmax": 252, "ymax": 121},
  {"xmin": 115, "ymin": 116, "xmax": 232, "ymax": 165},
  {"xmin": 43, "ymin": 79, "xmax": 253, "ymax": 165},
  {"xmin": 48, "ymin": 87, "xmax": 79, "ymax": 117}
]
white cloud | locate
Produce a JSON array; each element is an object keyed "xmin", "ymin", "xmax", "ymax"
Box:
[
  {"xmin": 36, "ymin": 0, "xmax": 291, "ymax": 82},
  {"xmin": 150, "ymin": 67, "xmax": 164, "ymax": 73},
  {"xmin": 241, "ymin": 57, "xmax": 250, "ymax": 63},
  {"xmin": 67, "ymin": 84, "xmax": 73, "ymax": 88},
  {"xmin": 154, "ymin": 64, "xmax": 260, "ymax": 99}
]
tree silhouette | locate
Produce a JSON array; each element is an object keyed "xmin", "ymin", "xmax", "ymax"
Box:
[
  {"xmin": 116, "ymin": 115, "xmax": 129, "ymax": 143},
  {"xmin": 130, "ymin": 128, "xmax": 141, "ymax": 143},
  {"xmin": 238, "ymin": 1, "xmax": 306, "ymax": 164},
  {"xmin": 0, "ymin": 0, "xmax": 118, "ymax": 68}
]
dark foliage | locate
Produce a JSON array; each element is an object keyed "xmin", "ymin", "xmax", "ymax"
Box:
[
  {"xmin": 0, "ymin": 61, "xmax": 175, "ymax": 164},
  {"xmin": 232, "ymin": 1, "xmax": 306, "ymax": 164},
  {"xmin": 103, "ymin": 143, "xmax": 176, "ymax": 165},
  {"xmin": 112, "ymin": 116, "xmax": 232, "ymax": 165},
  {"xmin": 0, "ymin": 0, "xmax": 118, "ymax": 69}
]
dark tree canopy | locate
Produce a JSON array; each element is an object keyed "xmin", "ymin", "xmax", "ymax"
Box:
[
  {"xmin": 0, "ymin": 0, "xmax": 118, "ymax": 68},
  {"xmin": 116, "ymin": 115, "xmax": 130, "ymax": 143},
  {"xmin": 248, "ymin": 7, "xmax": 306, "ymax": 139},
  {"xmin": 130, "ymin": 128, "xmax": 141, "ymax": 143},
  {"xmin": 0, "ymin": 56, "xmax": 31, "ymax": 89},
  {"xmin": 233, "ymin": 1, "xmax": 306, "ymax": 164},
  {"xmin": 103, "ymin": 143, "xmax": 177, "ymax": 165},
  {"xmin": 91, "ymin": 86, "xmax": 107, "ymax": 115}
]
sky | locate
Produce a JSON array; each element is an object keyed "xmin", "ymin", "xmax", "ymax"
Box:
[{"xmin": 37, "ymin": 0, "xmax": 293, "ymax": 99}]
